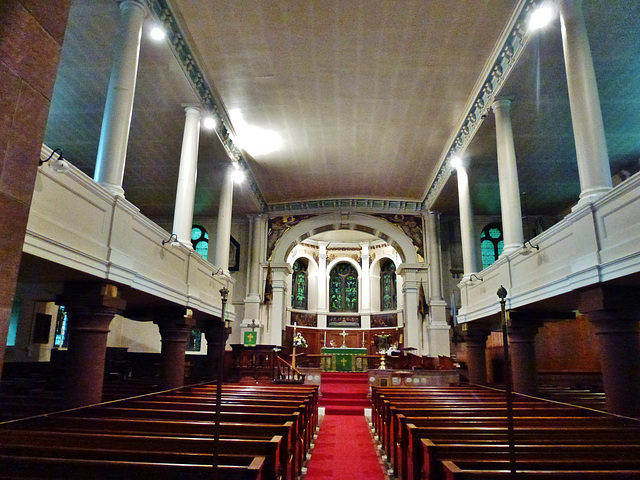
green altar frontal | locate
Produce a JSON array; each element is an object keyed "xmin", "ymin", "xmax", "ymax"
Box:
[{"xmin": 321, "ymin": 347, "xmax": 368, "ymax": 372}]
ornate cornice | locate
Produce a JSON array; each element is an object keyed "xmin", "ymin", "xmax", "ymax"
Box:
[
  {"xmin": 268, "ymin": 199, "xmax": 425, "ymax": 215},
  {"xmin": 146, "ymin": 0, "xmax": 267, "ymax": 211},
  {"xmin": 423, "ymin": 0, "xmax": 540, "ymax": 209}
]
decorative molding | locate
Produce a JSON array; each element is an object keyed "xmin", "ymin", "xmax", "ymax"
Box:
[
  {"xmin": 146, "ymin": 0, "xmax": 267, "ymax": 212},
  {"xmin": 269, "ymin": 199, "xmax": 426, "ymax": 215},
  {"xmin": 423, "ymin": 0, "xmax": 540, "ymax": 209}
]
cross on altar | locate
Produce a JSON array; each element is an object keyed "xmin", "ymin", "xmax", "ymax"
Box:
[
  {"xmin": 246, "ymin": 332, "xmax": 255, "ymax": 342},
  {"xmin": 341, "ymin": 358, "xmax": 347, "ymax": 366},
  {"xmin": 340, "ymin": 330, "xmax": 348, "ymax": 347}
]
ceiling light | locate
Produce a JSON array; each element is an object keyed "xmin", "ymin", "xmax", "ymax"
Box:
[
  {"xmin": 203, "ymin": 116, "xmax": 217, "ymax": 130},
  {"xmin": 232, "ymin": 165, "xmax": 245, "ymax": 183},
  {"xmin": 528, "ymin": 4, "xmax": 556, "ymax": 31},
  {"xmin": 229, "ymin": 109, "xmax": 283, "ymax": 156},
  {"xmin": 150, "ymin": 26, "xmax": 166, "ymax": 41}
]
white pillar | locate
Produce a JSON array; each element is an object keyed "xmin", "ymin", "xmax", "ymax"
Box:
[
  {"xmin": 403, "ymin": 280, "xmax": 422, "ymax": 354},
  {"xmin": 360, "ymin": 242, "xmax": 371, "ymax": 314},
  {"xmin": 427, "ymin": 211, "xmax": 444, "ymax": 302},
  {"xmin": 244, "ymin": 215, "xmax": 265, "ymax": 323},
  {"xmin": 215, "ymin": 165, "xmax": 234, "ymax": 271},
  {"xmin": 264, "ymin": 264, "xmax": 292, "ymax": 346},
  {"xmin": 455, "ymin": 163, "xmax": 479, "ymax": 279},
  {"xmin": 426, "ymin": 211, "xmax": 449, "ymax": 351},
  {"xmin": 171, "ymin": 107, "xmax": 201, "ymax": 246},
  {"xmin": 557, "ymin": 0, "xmax": 612, "ymax": 205},
  {"xmin": 317, "ymin": 242, "xmax": 328, "ymax": 314},
  {"xmin": 492, "ymin": 99, "xmax": 524, "ymax": 255},
  {"xmin": 94, "ymin": 0, "xmax": 146, "ymax": 197}
]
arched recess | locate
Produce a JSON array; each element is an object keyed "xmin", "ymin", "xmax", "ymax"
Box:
[
  {"xmin": 371, "ymin": 255, "xmax": 401, "ymax": 312},
  {"xmin": 287, "ymin": 252, "xmax": 319, "ymax": 311},
  {"xmin": 270, "ymin": 212, "xmax": 422, "ymax": 265}
]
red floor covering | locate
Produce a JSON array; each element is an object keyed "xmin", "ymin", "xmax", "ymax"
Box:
[{"xmin": 303, "ymin": 415, "xmax": 387, "ymax": 480}]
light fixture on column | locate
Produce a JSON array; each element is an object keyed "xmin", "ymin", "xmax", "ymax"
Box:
[
  {"xmin": 519, "ymin": 240, "xmax": 540, "ymax": 256},
  {"xmin": 149, "ymin": 25, "xmax": 166, "ymax": 41},
  {"xmin": 231, "ymin": 163, "xmax": 246, "ymax": 184},
  {"xmin": 203, "ymin": 116, "xmax": 217, "ymax": 130},
  {"xmin": 450, "ymin": 155, "xmax": 463, "ymax": 170},
  {"xmin": 528, "ymin": 2, "xmax": 556, "ymax": 32}
]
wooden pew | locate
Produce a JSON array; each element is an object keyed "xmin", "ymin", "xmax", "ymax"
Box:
[
  {"xmin": 442, "ymin": 460, "xmax": 640, "ymax": 480},
  {"xmin": 0, "ymin": 453, "xmax": 266, "ymax": 480},
  {"xmin": 0, "ymin": 383, "xmax": 319, "ymax": 480},
  {"xmin": 0, "ymin": 429, "xmax": 282, "ymax": 480}
]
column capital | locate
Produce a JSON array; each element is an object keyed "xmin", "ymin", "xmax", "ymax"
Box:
[
  {"xmin": 491, "ymin": 97, "xmax": 512, "ymax": 113},
  {"xmin": 119, "ymin": 0, "xmax": 149, "ymax": 16},
  {"xmin": 57, "ymin": 282, "xmax": 126, "ymax": 313}
]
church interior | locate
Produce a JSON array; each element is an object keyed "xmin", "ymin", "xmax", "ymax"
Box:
[{"xmin": 1, "ymin": 0, "xmax": 640, "ymax": 478}]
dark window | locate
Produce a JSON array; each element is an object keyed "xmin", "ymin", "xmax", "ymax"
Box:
[
  {"xmin": 291, "ymin": 258, "xmax": 308, "ymax": 310},
  {"xmin": 380, "ymin": 259, "xmax": 397, "ymax": 310},
  {"xmin": 329, "ymin": 262, "xmax": 358, "ymax": 312},
  {"xmin": 480, "ymin": 223, "xmax": 504, "ymax": 269}
]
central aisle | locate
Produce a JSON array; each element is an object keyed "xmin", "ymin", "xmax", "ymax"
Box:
[{"xmin": 303, "ymin": 414, "xmax": 388, "ymax": 480}]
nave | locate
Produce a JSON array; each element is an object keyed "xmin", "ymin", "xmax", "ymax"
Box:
[{"xmin": 3, "ymin": 369, "xmax": 640, "ymax": 479}]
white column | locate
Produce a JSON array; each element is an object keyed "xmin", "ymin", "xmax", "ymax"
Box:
[
  {"xmin": 94, "ymin": 0, "xmax": 146, "ymax": 197},
  {"xmin": 264, "ymin": 264, "xmax": 292, "ymax": 346},
  {"xmin": 317, "ymin": 242, "xmax": 328, "ymax": 313},
  {"xmin": 557, "ymin": 0, "xmax": 612, "ymax": 205},
  {"xmin": 360, "ymin": 243, "xmax": 371, "ymax": 313},
  {"xmin": 171, "ymin": 107, "xmax": 201, "ymax": 246},
  {"xmin": 403, "ymin": 280, "xmax": 422, "ymax": 354},
  {"xmin": 215, "ymin": 165, "xmax": 234, "ymax": 271},
  {"xmin": 426, "ymin": 211, "xmax": 449, "ymax": 351},
  {"xmin": 455, "ymin": 163, "xmax": 479, "ymax": 279},
  {"xmin": 492, "ymin": 99, "xmax": 524, "ymax": 255},
  {"xmin": 427, "ymin": 211, "xmax": 444, "ymax": 302},
  {"xmin": 244, "ymin": 215, "xmax": 265, "ymax": 323}
]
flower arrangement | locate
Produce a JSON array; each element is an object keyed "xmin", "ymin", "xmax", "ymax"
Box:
[{"xmin": 292, "ymin": 332, "xmax": 308, "ymax": 349}]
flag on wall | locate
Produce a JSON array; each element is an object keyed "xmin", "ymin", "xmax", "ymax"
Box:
[
  {"xmin": 418, "ymin": 280, "xmax": 429, "ymax": 320},
  {"xmin": 262, "ymin": 264, "xmax": 273, "ymax": 305}
]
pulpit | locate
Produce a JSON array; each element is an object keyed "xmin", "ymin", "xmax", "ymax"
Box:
[{"xmin": 321, "ymin": 347, "xmax": 368, "ymax": 372}]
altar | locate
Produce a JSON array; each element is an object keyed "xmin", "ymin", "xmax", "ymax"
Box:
[{"xmin": 321, "ymin": 347, "xmax": 368, "ymax": 372}]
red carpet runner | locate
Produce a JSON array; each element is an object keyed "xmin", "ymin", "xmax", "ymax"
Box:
[
  {"xmin": 304, "ymin": 373, "xmax": 387, "ymax": 479},
  {"xmin": 304, "ymin": 415, "xmax": 387, "ymax": 480},
  {"xmin": 319, "ymin": 372, "xmax": 370, "ymax": 415}
]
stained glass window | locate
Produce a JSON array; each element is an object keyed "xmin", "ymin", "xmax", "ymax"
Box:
[
  {"xmin": 480, "ymin": 223, "xmax": 503, "ymax": 269},
  {"xmin": 191, "ymin": 225, "xmax": 209, "ymax": 260},
  {"xmin": 291, "ymin": 258, "xmax": 308, "ymax": 310},
  {"xmin": 54, "ymin": 305, "xmax": 68, "ymax": 348},
  {"xmin": 187, "ymin": 329, "xmax": 202, "ymax": 351},
  {"xmin": 380, "ymin": 259, "xmax": 397, "ymax": 310},
  {"xmin": 329, "ymin": 262, "xmax": 358, "ymax": 312}
]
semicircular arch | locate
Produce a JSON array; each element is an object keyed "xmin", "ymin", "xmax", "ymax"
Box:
[{"xmin": 270, "ymin": 212, "xmax": 421, "ymax": 265}]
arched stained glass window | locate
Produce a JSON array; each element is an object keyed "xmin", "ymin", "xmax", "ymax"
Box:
[
  {"xmin": 191, "ymin": 225, "xmax": 209, "ymax": 260},
  {"xmin": 481, "ymin": 223, "xmax": 503, "ymax": 269},
  {"xmin": 291, "ymin": 258, "xmax": 308, "ymax": 310},
  {"xmin": 380, "ymin": 259, "xmax": 397, "ymax": 310},
  {"xmin": 329, "ymin": 262, "xmax": 358, "ymax": 312}
]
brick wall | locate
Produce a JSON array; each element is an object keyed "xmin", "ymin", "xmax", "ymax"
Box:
[{"xmin": 0, "ymin": 0, "xmax": 71, "ymax": 377}]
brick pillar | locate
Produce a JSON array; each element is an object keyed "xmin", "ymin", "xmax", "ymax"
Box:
[
  {"xmin": 507, "ymin": 317, "xmax": 541, "ymax": 396},
  {"xmin": 204, "ymin": 320, "xmax": 227, "ymax": 381},
  {"xmin": 465, "ymin": 324, "xmax": 491, "ymax": 385},
  {"xmin": 0, "ymin": 0, "xmax": 72, "ymax": 378},
  {"xmin": 580, "ymin": 286, "xmax": 640, "ymax": 417},
  {"xmin": 155, "ymin": 309, "xmax": 195, "ymax": 390},
  {"xmin": 57, "ymin": 283, "xmax": 125, "ymax": 407}
]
